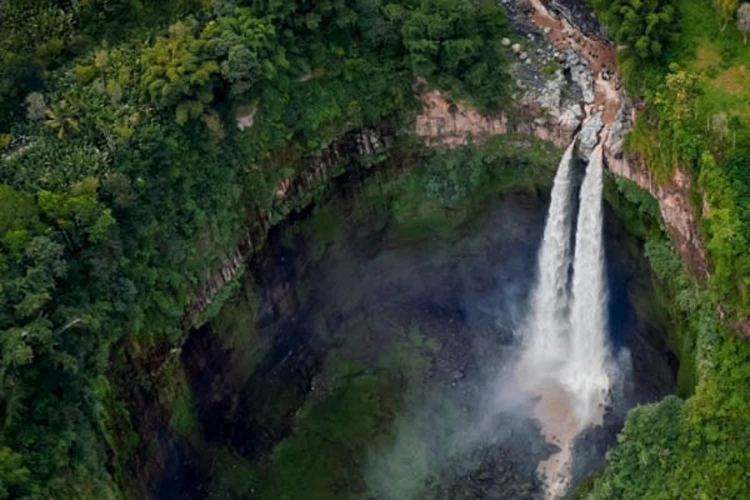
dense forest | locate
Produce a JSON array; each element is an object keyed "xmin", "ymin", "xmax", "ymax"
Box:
[
  {"xmin": 583, "ymin": 0, "xmax": 750, "ymax": 497},
  {"xmin": 2, "ymin": 0, "xmax": 750, "ymax": 498},
  {"xmin": 0, "ymin": 0, "xmax": 513, "ymax": 496}
]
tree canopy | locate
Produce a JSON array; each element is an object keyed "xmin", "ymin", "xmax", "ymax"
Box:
[{"xmin": 0, "ymin": 0, "xmax": 513, "ymax": 496}]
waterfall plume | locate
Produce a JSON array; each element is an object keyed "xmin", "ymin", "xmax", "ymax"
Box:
[
  {"xmin": 516, "ymin": 132, "xmax": 613, "ymax": 499},
  {"xmin": 564, "ymin": 144, "xmax": 611, "ymax": 425},
  {"xmin": 518, "ymin": 140, "xmax": 576, "ymax": 380}
]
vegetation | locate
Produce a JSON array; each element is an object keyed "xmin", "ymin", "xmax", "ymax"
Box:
[
  {"xmin": 0, "ymin": 0, "xmax": 514, "ymax": 496},
  {"xmin": 585, "ymin": 233, "xmax": 750, "ymax": 499},
  {"xmin": 588, "ymin": 0, "xmax": 678, "ymax": 91},
  {"xmin": 204, "ymin": 137, "xmax": 557, "ymax": 497},
  {"xmin": 357, "ymin": 136, "xmax": 558, "ymax": 241},
  {"xmin": 3, "ymin": 0, "xmax": 750, "ymax": 497},
  {"xmin": 584, "ymin": 0, "xmax": 750, "ymax": 496}
]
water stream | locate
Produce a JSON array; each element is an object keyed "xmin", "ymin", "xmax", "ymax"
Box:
[
  {"xmin": 566, "ymin": 145, "xmax": 611, "ymax": 426},
  {"xmin": 518, "ymin": 138, "xmax": 614, "ymax": 499},
  {"xmin": 518, "ymin": 140, "xmax": 577, "ymax": 379}
]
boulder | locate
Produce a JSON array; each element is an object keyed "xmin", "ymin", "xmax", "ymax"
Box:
[
  {"xmin": 562, "ymin": 49, "xmax": 595, "ymax": 104},
  {"xmin": 577, "ymin": 112, "xmax": 604, "ymax": 160}
]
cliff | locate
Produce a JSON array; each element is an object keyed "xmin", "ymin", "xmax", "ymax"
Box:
[
  {"xmin": 604, "ymin": 101, "xmax": 710, "ymax": 280},
  {"xmin": 186, "ymin": 0, "xmax": 711, "ymax": 323},
  {"xmin": 415, "ymin": 0, "xmax": 711, "ymax": 285}
]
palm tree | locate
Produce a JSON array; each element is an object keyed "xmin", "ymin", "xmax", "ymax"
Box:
[{"xmin": 44, "ymin": 100, "xmax": 80, "ymax": 139}]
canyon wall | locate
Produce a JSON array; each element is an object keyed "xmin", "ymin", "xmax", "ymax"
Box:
[
  {"xmin": 187, "ymin": 0, "xmax": 711, "ymax": 321},
  {"xmin": 605, "ymin": 102, "xmax": 710, "ymax": 280},
  {"xmin": 184, "ymin": 128, "xmax": 388, "ymax": 323}
]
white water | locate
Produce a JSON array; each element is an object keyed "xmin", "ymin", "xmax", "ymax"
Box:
[
  {"xmin": 517, "ymin": 139, "xmax": 613, "ymax": 499},
  {"xmin": 564, "ymin": 145, "xmax": 611, "ymax": 425},
  {"xmin": 518, "ymin": 140, "xmax": 576, "ymax": 378}
]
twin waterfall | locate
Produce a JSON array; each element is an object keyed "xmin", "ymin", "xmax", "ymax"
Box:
[
  {"xmin": 565, "ymin": 145, "xmax": 611, "ymax": 424},
  {"xmin": 517, "ymin": 131, "xmax": 613, "ymax": 498}
]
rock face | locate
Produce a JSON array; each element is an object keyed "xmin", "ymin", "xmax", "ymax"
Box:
[
  {"xmin": 184, "ymin": 128, "xmax": 390, "ymax": 322},
  {"xmin": 563, "ymin": 48, "xmax": 596, "ymax": 104},
  {"xmin": 415, "ymin": 45, "xmax": 594, "ymax": 149},
  {"xmin": 577, "ymin": 112, "xmax": 603, "ymax": 160},
  {"xmin": 192, "ymin": 0, "xmax": 711, "ymax": 325},
  {"xmin": 549, "ymin": 0, "xmax": 603, "ymax": 37},
  {"xmin": 604, "ymin": 101, "xmax": 710, "ymax": 280},
  {"xmin": 415, "ymin": 91, "xmax": 510, "ymax": 148}
]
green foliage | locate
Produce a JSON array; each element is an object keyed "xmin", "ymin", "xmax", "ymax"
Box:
[
  {"xmin": 423, "ymin": 148, "xmax": 488, "ymax": 206},
  {"xmin": 615, "ymin": 176, "xmax": 663, "ymax": 222},
  {"xmin": 165, "ymin": 361, "xmax": 198, "ymax": 438},
  {"xmin": 141, "ymin": 20, "xmax": 221, "ymax": 123},
  {"xmin": 602, "ymin": 173, "xmax": 663, "ymax": 242},
  {"xmin": 589, "ymin": 0, "xmax": 677, "ymax": 60},
  {"xmin": 207, "ymin": 8, "xmax": 288, "ymax": 96},
  {"xmin": 357, "ymin": 136, "xmax": 557, "ymax": 241},
  {"xmin": 625, "ymin": 65, "xmax": 705, "ymax": 178},
  {"xmin": 401, "ymin": 0, "xmax": 512, "ymax": 111},
  {"xmin": 698, "ymin": 151, "xmax": 750, "ymax": 312},
  {"xmin": 259, "ymin": 373, "xmax": 402, "ymax": 499},
  {"xmin": 587, "ymin": 0, "xmax": 678, "ymax": 94},
  {"xmin": 587, "ymin": 233, "xmax": 750, "ymax": 499},
  {"xmin": 715, "ymin": 0, "xmax": 740, "ymax": 30},
  {"xmin": 0, "ymin": 446, "xmax": 30, "ymax": 499},
  {"xmin": 583, "ymin": 1, "xmax": 750, "ymax": 498},
  {"xmin": 0, "ymin": 0, "xmax": 515, "ymax": 495}
]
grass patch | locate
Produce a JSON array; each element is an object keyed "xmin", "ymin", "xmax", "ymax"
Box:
[{"xmin": 676, "ymin": 0, "xmax": 750, "ymax": 123}]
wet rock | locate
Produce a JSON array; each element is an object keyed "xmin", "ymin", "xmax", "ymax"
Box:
[
  {"xmin": 577, "ymin": 112, "xmax": 604, "ymax": 160},
  {"xmin": 558, "ymin": 103, "xmax": 585, "ymax": 140},
  {"xmin": 549, "ymin": 0, "xmax": 605, "ymax": 38},
  {"xmin": 561, "ymin": 49, "xmax": 595, "ymax": 104}
]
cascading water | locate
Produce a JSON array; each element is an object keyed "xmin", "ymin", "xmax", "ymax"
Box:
[
  {"xmin": 516, "ymin": 132, "xmax": 613, "ymax": 499},
  {"xmin": 564, "ymin": 144, "xmax": 611, "ymax": 425},
  {"xmin": 518, "ymin": 140, "xmax": 576, "ymax": 379}
]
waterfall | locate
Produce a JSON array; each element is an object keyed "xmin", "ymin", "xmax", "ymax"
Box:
[
  {"xmin": 516, "ymin": 135, "xmax": 613, "ymax": 499},
  {"xmin": 564, "ymin": 145, "xmax": 611, "ymax": 425},
  {"xmin": 519, "ymin": 140, "xmax": 576, "ymax": 378}
]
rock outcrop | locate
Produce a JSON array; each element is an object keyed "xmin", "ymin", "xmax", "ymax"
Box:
[
  {"xmin": 577, "ymin": 112, "xmax": 603, "ymax": 160},
  {"xmin": 415, "ymin": 48, "xmax": 591, "ymax": 149},
  {"xmin": 605, "ymin": 101, "xmax": 710, "ymax": 280}
]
